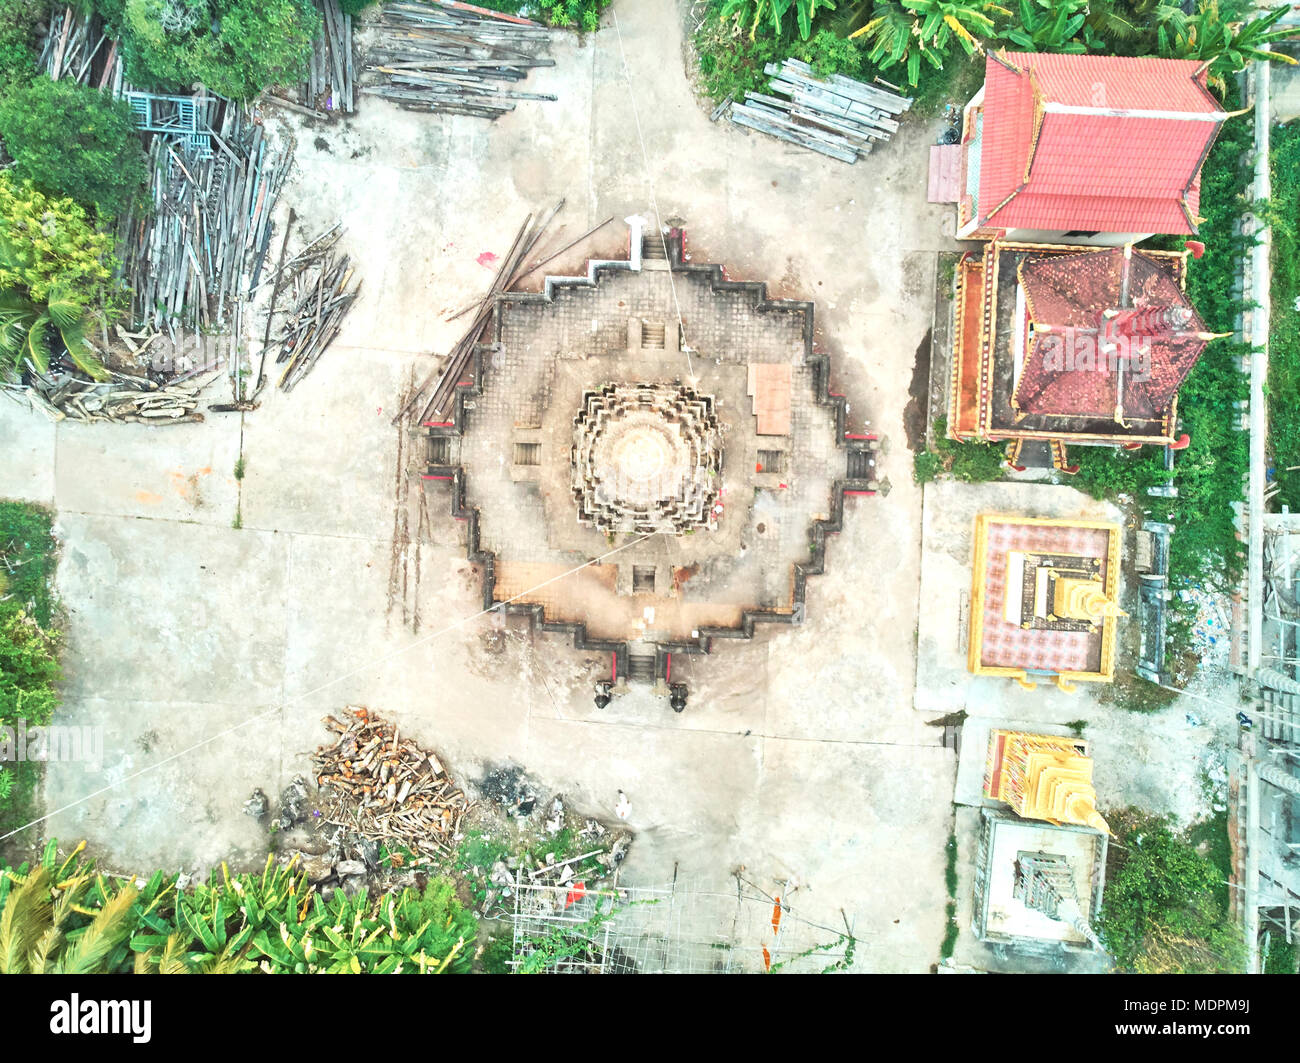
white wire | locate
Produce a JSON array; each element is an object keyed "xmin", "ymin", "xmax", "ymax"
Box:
[{"xmin": 0, "ymin": 531, "xmax": 655, "ymax": 844}]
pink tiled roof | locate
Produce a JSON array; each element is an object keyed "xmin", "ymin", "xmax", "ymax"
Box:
[{"xmin": 976, "ymin": 52, "xmax": 1224, "ymax": 235}]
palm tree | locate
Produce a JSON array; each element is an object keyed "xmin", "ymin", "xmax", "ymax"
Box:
[
  {"xmin": 0, "ymin": 852, "xmax": 141, "ymax": 974},
  {"xmin": 0, "ymin": 287, "xmax": 108, "ymax": 381}
]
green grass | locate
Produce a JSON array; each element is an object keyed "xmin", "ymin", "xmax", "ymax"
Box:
[
  {"xmin": 0, "ymin": 501, "xmax": 60, "ymax": 844},
  {"xmin": 0, "ymin": 501, "xmax": 58, "ymax": 627},
  {"xmin": 914, "ymin": 416, "xmax": 1004, "ymax": 485},
  {"xmin": 940, "ymin": 900, "xmax": 959, "ymax": 960},
  {"xmin": 1269, "ymin": 120, "xmax": 1300, "ymax": 511}
]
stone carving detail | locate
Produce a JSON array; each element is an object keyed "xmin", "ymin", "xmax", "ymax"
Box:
[{"xmin": 572, "ymin": 383, "xmax": 723, "ymax": 535}]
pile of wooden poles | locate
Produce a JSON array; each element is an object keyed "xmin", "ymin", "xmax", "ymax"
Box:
[
  {"xmin": 115, "ymin": 100, "xmax": 293, "ymax": 336},
  {"xmin": 39, "ymin": 4, "xmax": 122, "ymax": 89},
  {"xmin": 313, "ymin": 707, "xmax": 471, "ymax": 858},
  {"xmin": 267, "ymin": 237, "xmax": 360, "ymax": 393},
  {"xmin": 726, "ymin": 58, "xmax": 913, "ymax": 164},
  {"xmin": 363, "ymin": 0, "xmax": 555, "ymax": 118},
  {"xmin": 391, "ymin": 199, "xmax": 586, "ymax": 428},
  {"xmin": 303, "ymin": 0, "xmax": 356, "ymax": 114},
  {"xmin": 10, "ymin": 367, "xmax": 218, "ymax": 426}
]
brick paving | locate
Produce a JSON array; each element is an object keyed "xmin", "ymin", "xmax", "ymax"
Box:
[{"xmin": 457, "ymin": 264, "xmax": 847, "ymax": 642}]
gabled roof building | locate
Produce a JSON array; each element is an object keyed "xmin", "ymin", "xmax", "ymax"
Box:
[{"xmin": 955, "ymin": 51, "xmax": 1229, "ymax": 245}]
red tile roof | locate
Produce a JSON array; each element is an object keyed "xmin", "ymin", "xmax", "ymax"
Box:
[
  {"xmin": 976, "ymin": 52, "xmax": 1225, "ymax": 235},
  {"xmin": 1013, "ymin": 248, "xmax": 1209, "ymax": 421}
]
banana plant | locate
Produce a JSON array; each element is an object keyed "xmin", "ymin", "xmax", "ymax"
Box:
[
  {"xmin": 1160, "ymin": 2, "xmax": 1298, "ymax": 91},
  {"xmin": 1001, "ymin": 0, "xmax": 1094, "ymax": 53},
  {"xmin": 903, "ymin": 0, "xmax": 1010, "ymax": 57},
  {"xmin": 0, "ymin": 287, "xmax": 108, "ymax": 381},
  {"xmin": 852, "ymin": 0, "xmax": 1006, "ymax": 85},
  {"xmin": 720, "ymin": 0, "xmax": 837, "ymax": 41}
]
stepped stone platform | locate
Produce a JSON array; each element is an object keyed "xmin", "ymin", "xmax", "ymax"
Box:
[{"xmin": 425, "ymin": 228, "xmax": 879, "ymax": 679}]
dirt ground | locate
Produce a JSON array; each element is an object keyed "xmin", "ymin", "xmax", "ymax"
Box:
[{"xmin": 0, "ymin": 0, "xmax": 1228, "ymax": 971}]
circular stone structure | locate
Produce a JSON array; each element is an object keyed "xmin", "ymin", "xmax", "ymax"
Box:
[{"xmin": 572, "ymin": 383, "xmax": 723, "ymax": 535}]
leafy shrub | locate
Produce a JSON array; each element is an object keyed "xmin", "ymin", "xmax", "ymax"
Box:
[
  {"xmin": 0, "ymin": 503, "xmax": 61, "ymax": 822},
  {"xmin": 1098, "ymin": 808, "xmax": 1245, "ymax": 973},
  {"xmin": 913, "ymin": 416, "xmax": 1005, "ymax": 484},
  {"xmin": 913, "ymin": 449, "xmax": 944, "ymax": 485},
  {"xmin": 120, "ymin": 0, "xmax": 320, "ymax": 100},
  {"xmin": 791, "ymin": 28, "xmax": 862, "ymax": 77},
  {"xmin": 940, "ymin": 900, "xmax": 959, "ymax": 958},
  {"xmin": 337, "ymin": 0, "xmax": 375, "ymax": 13},
  {"xmin": 1070, "ymin": 445, "xmax": 1166, "ymax": 501},
  {"xmin": 0, "ymin": 0, "xmax": 43, "ymax": 94},
  {"xmin": 0, "ymin": 78, "xmax": 149, "ymax": 221},
  {"xmin": 1269, "ymin": 120, "xmax": 1300, "ymax": 511},
  {"xmin": 0, "ymin": 611, "xmax": 61, "ymax": 727},
  {"xmin": 0, "ymin": 174, "xmax": 120, "ymax": 312},
  {"xmin": 695, "ymin": 16, "xmax": 783, "ymax": 103}
]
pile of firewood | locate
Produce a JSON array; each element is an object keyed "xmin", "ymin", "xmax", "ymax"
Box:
[{"xmin": 313, "ymin": 707, "xmax": 469, "ymax": 857}]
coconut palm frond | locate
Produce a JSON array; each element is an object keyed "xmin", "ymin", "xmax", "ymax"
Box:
[
  {"xmin": 158, "ymin": 932, "xmax": 197, "ymax": 974},
  {"xmin": 27, "ymin": 924, "xmax": 66, "ymax": 974},
  {"xmin": 55, "ymin": 885, "xmax": 138, "ymax": 974},
  {"xmin": 0, "ymin": 866, "xmax": 53, "ymax": 974},
  {"xmin": 20, "ymin": 313, "xmax": 53, "ymax": 374},
  {"xmin": 44, "ymin": 290, "xmax": 86, "ymax": 332}
]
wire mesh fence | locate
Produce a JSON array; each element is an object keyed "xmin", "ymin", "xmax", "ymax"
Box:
[{"xmin": 508, "ymin": 874, "xmax": 856, "ymax": 974}]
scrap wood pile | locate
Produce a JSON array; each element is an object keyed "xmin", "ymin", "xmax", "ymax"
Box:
[
  {"xmin": 258, "ymin": 222, "xmax": 359, "ymax": 393},
  {"xmin": 363, "ymin": 0, "xmax": 555, "ymax": 118},
  {"xmin": 116, "ymin": 99, "xmax": 293, "ymax": 336},
  {"xmin": 9, "ymin": 364, "xmax": 218, "ymax": 425},
  {"xmin": 39, "ymin": 4, "xmax": 122, "ymax": 89},
  {"xmin": 313, "ymin": 707, "xmax": 470, "ymax": 859},
  {"xmin": 726, "ymin": 58, "xmax": 912, "ymax": 164},
  {"xmin": 392, "ymin": 199, "xmax": 591, "ymax": 427},
  {"xmin": 302, "ymin": 0, "xmax": 356, "ymax": 114}
]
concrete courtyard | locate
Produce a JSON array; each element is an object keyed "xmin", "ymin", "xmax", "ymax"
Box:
[{"xmin": 0, "ymin": 0, "xmax": 1232, "ymax": 972}]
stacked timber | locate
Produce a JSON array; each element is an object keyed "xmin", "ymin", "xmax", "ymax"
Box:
[
  {"xmin": 390, "ymin": 199, "xmax": 569, "ymax": 427},
  {"xmin": 270, "ymin": 240, "xmax": 360, "ymax": 392},
  {"xmin": 8, "ymin": 369, "xmax": 219, "ymax": 425},
  {"xmin": 115, "ymin": 99, "xmax": 293, "ymax": 334},
  {"xmin": 39, "ymin": 4, "xmax": 122, "ymax": 89},
  {"xmin": 363, "ymin": 0, "xmax": 555, "ymax": 118},
  {"xmin": 303, "ymin": 0, "xmax": 356, "ymax": 113},
  {"xmin": 727, "ymin": 58, "xmax": 912, "ymax": 163},
  {"xmin": 313, "ymin": 707, "xmax": 471, "ymax": 858}
]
